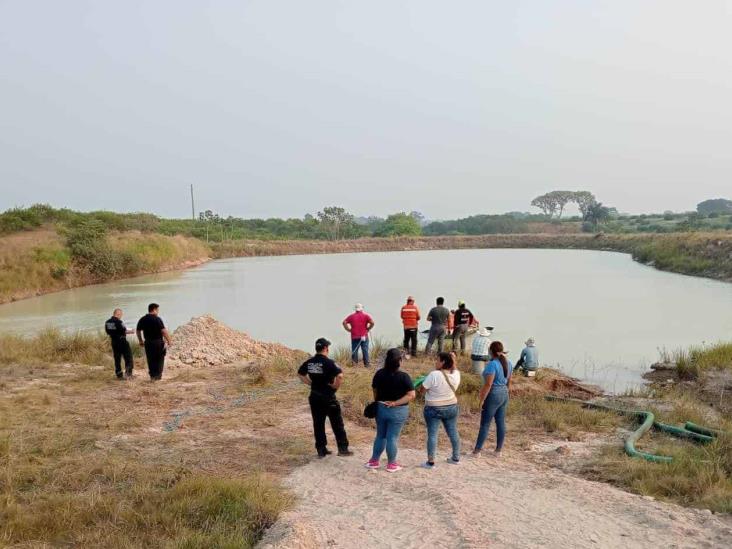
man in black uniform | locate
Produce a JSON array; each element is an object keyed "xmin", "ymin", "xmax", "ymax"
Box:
[
  {"xmin": 297, "ymin": 338, "xmax": 353, "ymax": 458},
  {"xmin": 452, "ymin": 300, "xmax": 476, "ymax": 355},
  {"xmin": 136, "ymin": 303, "xmax": 172, "ymax": 381},
  {"xmin": 105, "ymin": 308, "xmax": 134, "ymax": 379}
]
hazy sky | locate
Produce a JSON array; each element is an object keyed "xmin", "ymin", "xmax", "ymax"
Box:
[{"xmin": 2, "ymin": 1, "xmax": 732, "ymax": 219}]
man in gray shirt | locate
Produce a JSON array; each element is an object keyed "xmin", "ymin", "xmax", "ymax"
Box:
[{"xmin": 425, "ymin": 296, "xmax": 450, "ymax": 353}]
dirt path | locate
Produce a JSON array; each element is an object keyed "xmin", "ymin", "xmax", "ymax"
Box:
[{"xmin": 259, "ymin": 446, "xmax": 732, "ymax": 549}]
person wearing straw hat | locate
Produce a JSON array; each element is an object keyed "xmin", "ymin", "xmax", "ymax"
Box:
[
  {"xmin": 515, "ymin": 337, "xmax": 539, "ymax": 377},
  {"xmin": 343, "ymin": 303, "xmax": 375, "ymax": 367},
  {"xmin": 470, "ymin": 326, "xmax": 493, "ymax": 375}
]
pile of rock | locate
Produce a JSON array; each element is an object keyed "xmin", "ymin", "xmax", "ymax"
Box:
[{"xmin": 167, "ymin": 315, "xmax": 297, "ymax": 367}]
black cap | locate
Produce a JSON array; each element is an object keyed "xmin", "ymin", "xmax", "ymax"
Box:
[{"xmin": 315, "ymin": 337, "xmax": 331, "ymax": 351}]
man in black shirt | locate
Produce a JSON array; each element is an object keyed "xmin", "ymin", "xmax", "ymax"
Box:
[
  {"xmin": 105, "ymin": 308, "xmax": 134, "ymax": 379},
  {"xmin": 452, "ymin": 300, "xmax": 475, "ymax": 355},
  {"xmin": 136, "ymin": 303, "xmax": 172, "ymax": 381},
  {"xmin": 297, "ymin": 337, "xmax": 353, "ymax": 458}
]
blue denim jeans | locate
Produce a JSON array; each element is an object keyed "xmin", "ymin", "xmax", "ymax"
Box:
[
  {"xmin": 474, "ymin": 386, "xmax": 509, "ymax": 452},
  {"xmin": 351, "ymin": 338, "xmax": 370, "ymax": 365},
  {"xmin": 424, "ymin": 404, "xmax": 461, "ymax": 461},
  {"xmin": 371, "ymin": 403, "xmax": 409, "ymax": 463}
]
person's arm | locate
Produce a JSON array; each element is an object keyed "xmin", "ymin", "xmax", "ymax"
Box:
[
  {"xmin": 427, "ymin": 308, "xmax": 433, "ymax": 322},
  {"xmin": 342, "ymin": 319, "xmax": 352, "ymax": 333},
  {"xmin": 162, "ymin": 328, "xmax": 172, "ymax": 346},
  {"xmin": 416, "ymin": 307, "xmax": 421, "ymax": 322},
  {"xmin": 385, "ymin": 390, "xmax": 416, "ymax": 407},
  {"xmin": 367, "ymin": 318, "xmax": 375, "ymax": 331},
  {"xmin": 298, "ymin": 374, "xmax": 311, "ymax": 386},
  {"xmin": 136, "ymin": 329, "xmax": 144, "ymax": 346},
  {"xmin": 329, "ymin": 372, "xmax": 344, "ymax": 391},
  {"xmin": 478, "ymin": 373, "xmax": 495, "ymax": 406}
]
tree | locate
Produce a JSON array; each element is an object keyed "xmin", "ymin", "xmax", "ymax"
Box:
[
  {"xmin": 573, "ymin": 191, "xmax": 597, "ymax": 218},
  {"xmin": 546, "ymin": 191, "xmax": 575, "ymax": 218},
  {"xmin": 316, "ymin": 206, "xmax": 356, "ymax": 240},
  {"xmin": 697, "ymin": 198, "xmax": 732, "ymax": 215},
  {"xmin": 409, "ymin": 211, "xmax": 426, "ymax": 226},
  {"xmin": 374, "ymin": 212, "xmax": 422, "ymax": 237},
  {"xmin": 582, "ymin": 201, "xmax": 611, "ymax": 230},
  {"xmin": 531, "ymin": 194, "xmax": 559, "ymax": 217}
]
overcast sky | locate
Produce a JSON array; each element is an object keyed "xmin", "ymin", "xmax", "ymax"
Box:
[{"xmin": 1, "ymin": 1, "xmax": 731, "ymax": 219}]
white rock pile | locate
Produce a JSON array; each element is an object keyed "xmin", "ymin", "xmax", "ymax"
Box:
[{"xmin": 167, "ymin": 315, "xmax": 296, "ymax": 367}]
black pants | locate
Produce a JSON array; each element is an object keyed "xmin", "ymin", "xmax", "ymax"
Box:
[
  {"xmin": 308, "ymin": 394, "xmax": 349, "ymax": 453},
  {"xmin": 403, "ymin": 328, "xmax": 418, "ymax": 356},
  {"xmin": 111, "ymin": 339, "xmax": 133, "ymax": 377},
  {"xmin": 144, "ymin": 339, "xmax": 166, "ymax": 380}
]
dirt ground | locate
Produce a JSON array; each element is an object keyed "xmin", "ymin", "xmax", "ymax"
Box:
[
  {"xmin": 3, "ymin": 335, "xmax": 731, "ymax": 547},
  {"xmin": 260, "ymin": 437, "xmax": 732, "ymax": 549}
]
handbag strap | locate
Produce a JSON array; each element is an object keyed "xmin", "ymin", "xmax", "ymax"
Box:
[{"xmin": 440, "ymin": 369, "xmax": 458, "ymax": 397}]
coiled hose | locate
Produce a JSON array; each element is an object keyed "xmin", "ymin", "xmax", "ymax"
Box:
[{"xmin": 545, "ymin": 396, "xmax": 717, "ymax": 463}]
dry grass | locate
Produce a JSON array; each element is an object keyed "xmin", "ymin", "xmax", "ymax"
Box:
[
  {"xmin": 0, "ymin": 228, "xmax": 70, "ymax": 302},
  {"xmin": 337, "ymin": 355, "xmax": 617, "ymax": 449},
  {"xmin": 0, "ymin": 345, "xmax": 312, "ymax": 547},
  {"xmin": 585, "ymin": 418, "xmax": 732, "ymax": 512},
  {"xmin": 584, "ymin": 342, "xmax": 732, "ymax": 513}
]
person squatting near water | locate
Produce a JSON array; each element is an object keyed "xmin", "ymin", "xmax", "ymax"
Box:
[
  {"xmin": 136, "ymin": 303, "xmax": 172, "ymax": 381},
  {"xmin": 515, "ymin": 337, "xmax": 540, "ymax": 376},
  {"xmin": 400, "ymin": 296, "xmax": 420, "ymax": 357},
  {"xmin": 105, "ymin": 308, "xmax": 135, "ymax": 379},
  {"xmin": 343, "ymin": 303, "xmax": 375, "ymax": 367},
  {"xmin": 298, "ymin": 337, "xmax": 354, "ymax": 458}
]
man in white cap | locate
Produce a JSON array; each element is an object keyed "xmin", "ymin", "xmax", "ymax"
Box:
[
  {"xmin": 342, "ymin": 303, "xmax": 375, "ymax": 366},
  {"xmin": 516, "ymin": 337, "xmax": 539, "ymax": 376},
  {"xmin": 470, "ymin": 326, "xmax": 493, "ymax": 374}
]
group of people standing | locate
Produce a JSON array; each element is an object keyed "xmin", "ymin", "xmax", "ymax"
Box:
[
  {"xmin": 104, "ymin": 303, "xmax": 172, "ymax": 380},
  {"xmin": 298, "ymin": 335, "xmax": 516, "ymax": 472},
  {"xmin": 340, "ymin": 296, "xmax": 481, "ymax": 368}
]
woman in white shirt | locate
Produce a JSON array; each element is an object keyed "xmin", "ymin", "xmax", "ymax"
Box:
[{"xmin": 417, "ymin": 351, "xmax": 461, "ymax": 468}]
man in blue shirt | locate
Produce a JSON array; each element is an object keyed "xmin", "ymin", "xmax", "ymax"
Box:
[{"xmin": 515, "ymin": 337, "xmax": 539, "ymax": 376}]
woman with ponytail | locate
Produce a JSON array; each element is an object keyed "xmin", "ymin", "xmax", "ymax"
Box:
[{"xmin": 472, "ymin": 341, "xmax": 512, "ymax": 457}]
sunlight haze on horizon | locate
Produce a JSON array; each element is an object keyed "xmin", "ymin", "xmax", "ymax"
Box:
[{"xmin": 1, "ymin": 1, "xmax": 731, "ymax": 219}]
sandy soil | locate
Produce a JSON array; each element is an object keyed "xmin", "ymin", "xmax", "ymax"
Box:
[{"xmin": 259, "ymin": 445, "xmax": 732, "ymax": 549}]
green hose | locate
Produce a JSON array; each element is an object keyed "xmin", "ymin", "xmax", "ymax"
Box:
[
  {"xmin": 544, "ymin": 396, "xmax": 718, "ymax": 463},
  {"xmin": 684, "ymin": 422, "xmax": 722, "ymax": 438}
]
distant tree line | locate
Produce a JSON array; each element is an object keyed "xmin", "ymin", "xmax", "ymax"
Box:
[{"xmin": 2, "ymin": 197, "xmax": 732, "ymax": 242}]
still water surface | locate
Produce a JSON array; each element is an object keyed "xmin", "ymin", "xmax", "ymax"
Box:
[{"xmin": 1, "ymin": 249, "xmax": 730, "ymax": 392}]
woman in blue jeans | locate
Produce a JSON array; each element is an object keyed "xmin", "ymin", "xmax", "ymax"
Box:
[
  {"xmin": 418, "ymin": 351, "xmax": 462, "ymax": 468},
  {"xmin": 365, "ymin": 348, "xmax": 416, "ymax": 473},
  {"xmin": 473, "ymin": 341, "xmax": 512, "ymax": 457}
]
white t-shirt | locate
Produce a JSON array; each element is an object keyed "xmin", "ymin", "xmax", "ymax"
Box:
[{"xmin": 422, "ymin": 369, "xmax": 461, "ymax": 406}]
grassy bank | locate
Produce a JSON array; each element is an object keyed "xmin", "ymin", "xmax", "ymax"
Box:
[
  {"xmin": 586, "ymin": 343, "xmax": 732, "ymax": 512},
  {"xmin": 212, "ymin": 232, "xmax": 732, "ymax": 282},
  {"xmin": 0, "ymin": 228, "xmax": 209, "ymax": 304},
  {"xmin": 2, "ymin": 228, "xmax": 731, "ymax": 305}
]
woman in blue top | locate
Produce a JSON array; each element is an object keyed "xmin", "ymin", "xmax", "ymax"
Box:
[{"xmin": 472, "ymin": 341, "xmax": 512, "ymax": 457}]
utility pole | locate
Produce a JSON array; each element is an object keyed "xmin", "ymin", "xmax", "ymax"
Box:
[{"xmin": 190, "ymin": 184, "xmax": 195, "ymax": 220}]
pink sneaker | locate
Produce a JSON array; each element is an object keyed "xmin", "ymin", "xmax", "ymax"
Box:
[
  {"xmin": 385, "ymin": 462, "xmax": 403, "ymax": 473},
  {"xmin": 364, "ymin": 459, "xmax": 380, "ymax": 469}
]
